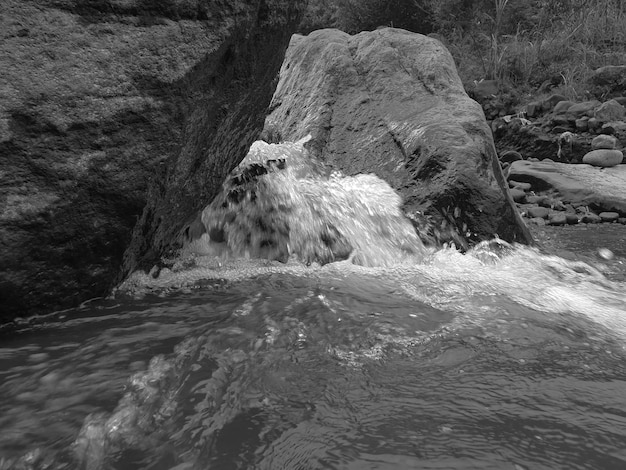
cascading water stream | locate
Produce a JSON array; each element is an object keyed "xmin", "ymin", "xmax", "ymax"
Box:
[{"xmin": 1, "ymin": 138, "xmax": 626, "ymax": 470}]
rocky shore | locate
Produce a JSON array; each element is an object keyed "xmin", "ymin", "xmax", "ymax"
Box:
[{"xmin": 472, "ymin": 69, "xmax": 626, "ymax": 234}]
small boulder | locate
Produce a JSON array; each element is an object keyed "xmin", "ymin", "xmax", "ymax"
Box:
[
  {"xmin": 543, "ymin": 94, "xmax": 569, "ymax": 111},
  {"xmin": 552, "ymin": 115, "xmax": 571, "ymax": 126},
  {"xmin": 619, "ymin": 217, "xmax": 626, "ymax": 225},
  {"xmin": 591, "ymin": 134, "xmax": 618, "ymax": 150},
  {"xmin": 565, "ymin": 213, "xmax": 579, "ymax": 225},
  {"xmin": 588, "ymin": 117, "xmax": 601, "ymax": 131},
  {"xmin": 528, "ymin": 217, "xmax": 546, "ymax": 226},
  {"xmin": 526, "ymin": 101, "xmax": 542, "ymax": 118},
  {"xmin": 568, "ymin": 100, "xmax": 601, "ymax": 117},
  {"xmin": 526, "ymin": 195, "xmax": 547, "ymax": 205},
  {"xmin": 527, "ymin": 206, "xmax": 550, "ymax": 219},
  {"xmin": 601, "ymin": 121, "xmax": 626, "ymax": 137},
  {"xmin": 575, "ymin": 118, "xmax": 589, "ymax": 132},
  {"xmin": 553, "ymin": 100, "xmax": 575, "ymax": 114},
  {"xmin": 582, "ymin": 149, "xmax": 624, "ymax": 167},
  {"xmin": 509, "ymin": 188, "xmax": 527, "ymax": 203},
  {"xmin": 594, "ymin": 99, "xmax": 626, "ymax": 122},
  {"xmin": 581, "ymin": 213, "xmax": 602, "ymax": 224},
  {"xmin": 599, "ymin": 211, "xmax": 620, "ymax": 222},
  {"xmin": 548, "ymin": 213, "xmax": 567, "ymax": 225}
]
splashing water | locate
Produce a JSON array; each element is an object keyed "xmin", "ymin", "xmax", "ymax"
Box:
[
  {"xmin": 2, "ymin": 139, "xmax": 626, "ymax": 470},
  {"xmin": 183, "ymin": 137, "xmax": 428, "ymax": 267}
]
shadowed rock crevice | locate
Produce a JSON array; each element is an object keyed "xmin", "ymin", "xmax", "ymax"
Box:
[{"xmin": 0, "ymin": 0, "xmax": 306, "ymax": 321}]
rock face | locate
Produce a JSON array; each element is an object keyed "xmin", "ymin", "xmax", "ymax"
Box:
[
  {"xmin": 0, "ymin": 0, "xmax": 305, "ymax": 321},
  {"xmin": 263, "ymin": 28, "xmax": 531, "ymax": 247}
]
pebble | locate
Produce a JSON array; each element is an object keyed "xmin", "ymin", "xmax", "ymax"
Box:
[
  {"xmin": 598, "ymin": 248, "xmax": 614, "ymax": 260},
  {"xmin": 565, "ymin": 213, "xmax": 579, "ymax": 225}
]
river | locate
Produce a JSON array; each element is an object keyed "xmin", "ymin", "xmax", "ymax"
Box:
[{"xmin": 1, "ymin": 139, "xmax": 625, "ymax": 470}]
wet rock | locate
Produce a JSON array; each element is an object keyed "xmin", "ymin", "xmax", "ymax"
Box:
[
  {"xmin": 591, "ymin": 135, "xmax": 618, "ymax": 150},
  {"xmin": 599, "ymin": 211, "xmax": 620, "ymax": 222},
  {"xmin": 0, "ymin": 0, "xmax": 307, "ymax": 321},
  {"xmin": 582, "ymin": 149, "xmax": 624, "ymax": 167},
  {"xmin": 527, "ymin": 207, "xmax": 550, "ymax": 219},
  {"xmin": 263, "ymin": 28, "xmax": 532, "ymax": 247}
]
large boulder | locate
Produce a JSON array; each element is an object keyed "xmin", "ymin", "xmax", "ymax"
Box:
[
  {"xmin": 0, "ymin": 0, "xmax": 305, "ymax": 321},
  {"xmin": 263, "ymin": 28, "xmax": 532, "ymax": 247}
]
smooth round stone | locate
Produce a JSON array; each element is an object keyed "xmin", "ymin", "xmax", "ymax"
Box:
[
  {"xmin": 599, "ymin": 211, "xmax": 619, "ymax": 222},
  {"xmin": 527, "ymin": 206, "xmax": 550, "ymax": 219},
  {"xmin": 591, "ymin": 134, "xmax": 618, "ymax": 150},
  {"xmin": 582, "ymin": 149, "xmax": 623, "ymax": 167},
  {"xmin": 509, "ymin": 188, "xmax": 526, "ymax": 203},
  {"xmin": 548, "ymin": 213, "xmax": 567, "ymax": 225}
]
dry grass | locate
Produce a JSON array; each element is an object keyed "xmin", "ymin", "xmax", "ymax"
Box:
[{"xmin": 445, "ymin": 0, "xmax": 626, "ymax": 103}]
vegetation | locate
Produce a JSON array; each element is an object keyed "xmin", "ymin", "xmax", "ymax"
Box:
[{"xmin": 298, "ymin": 0, "xmax": 626, "ymax": 104}]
